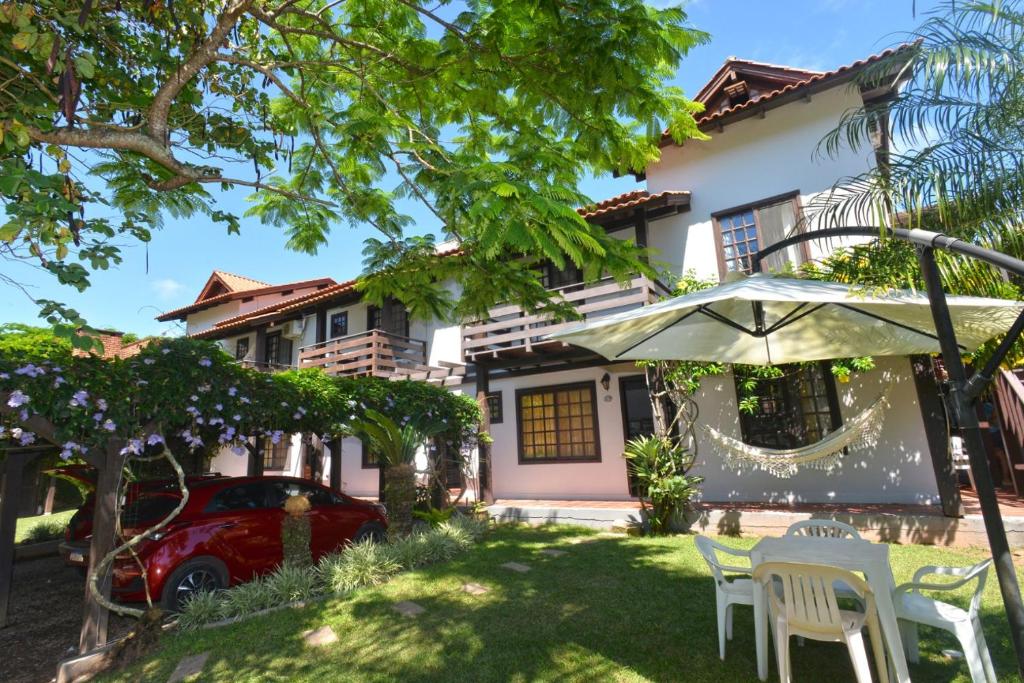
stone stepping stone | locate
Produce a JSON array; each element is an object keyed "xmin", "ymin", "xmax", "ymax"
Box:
[
  {"xmin": 501, "ymin": 561, "xmax": 531, "ymax": 573},
  {"xmin": 167, "ymin": 652, "xmax": 209, "ymax": 683},
  {"xmin": 302, "ymin": 625, "xmax": 338, "ymax": 647},
  {"xmin": 540, "ymin": 548, "xmax": 566, "ymax": 557},
  {"xmin": 393, "ymin": 600, "xmax": 425, "ymax": 617},
  {"xmin": 462, "ymin": 582, "xmax": 489, "ymax": 595}
]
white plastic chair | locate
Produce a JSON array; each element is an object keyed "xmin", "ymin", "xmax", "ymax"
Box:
[
  {"xmin": 753, "ymin": 561, "xmax": 888, "ymax": 683},
  {"xmin": 894, "ymin": 559, "xmax": 996, "ymax": 683},
  {"xmin": 695, "ymin": 535, "xmax": 754, "ymax": 660},
  {"xmin": 785, "ymin": 519, "xmax": 862, "ymax": 540}
]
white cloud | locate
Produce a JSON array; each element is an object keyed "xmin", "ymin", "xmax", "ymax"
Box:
[{"xmin": 151, "ymin": 278, "xmax": 185, "ymax": 301}]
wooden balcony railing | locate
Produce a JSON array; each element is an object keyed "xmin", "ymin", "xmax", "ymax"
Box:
[
  {"xmin": 298, "ymin": 329, "xmax": 428, "ymax": 378},
  {"xmin": 462, "ymin": 276, "xmax": 667, "ymax": 362}
]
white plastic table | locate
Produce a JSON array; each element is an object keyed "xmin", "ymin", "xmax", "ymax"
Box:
[{"xmin": 750, "ymin": 535, "xmax": 910, "ymax": 683}]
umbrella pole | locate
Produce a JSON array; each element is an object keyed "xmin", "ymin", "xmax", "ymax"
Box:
[{"xmin": 918, "ymin": 246, "xmax": 1024, "ymax": 677}]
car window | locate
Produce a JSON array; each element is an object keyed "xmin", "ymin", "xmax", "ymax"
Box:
[
  {"xmin": 121, "ymin": 494, "xmax": 180, "ymax": 528},
  {"xmin": 206, "ymin": 483, "xmax": 269, "ymax": 512},
  {"xmin": 267, "ymin": 481, "xmax": 338, "ymax": 508}
]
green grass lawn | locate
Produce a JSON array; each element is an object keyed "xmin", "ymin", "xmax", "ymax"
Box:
[
  {"xmin": 103, "ymin": 525, "xmax": 1021, "ymax": 682},
  {"xmin": 15, "ymin": 509, "xmax": 73, "ymax": 544}
]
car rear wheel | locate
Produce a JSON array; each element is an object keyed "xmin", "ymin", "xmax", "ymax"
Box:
[
  {"xmin": 352, "ymin": 522, "xmax": 387, "ymax": 544},
  {"xmin": 161, "ymin": 557, "xmax": 228, "ymax": 612}
]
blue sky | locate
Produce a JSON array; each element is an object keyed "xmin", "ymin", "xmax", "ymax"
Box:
[{"xmin": 0, "ymin": 0, "xmax": 937, "ymax": 337}]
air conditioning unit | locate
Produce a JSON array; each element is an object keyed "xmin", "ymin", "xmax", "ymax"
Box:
[{"xmin": 282, "ymin": 319, "xmax": 305, "ymax": 340}]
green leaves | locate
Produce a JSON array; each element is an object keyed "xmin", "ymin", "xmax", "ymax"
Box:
[{"xmin": 0, "ymin": 0, "xmax": 708, "ymax": 328}]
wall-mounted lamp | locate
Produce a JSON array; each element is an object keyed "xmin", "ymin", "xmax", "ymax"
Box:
[{"xmin": 600, "ymin": 372, "xmax": 611, "ymax": 391}]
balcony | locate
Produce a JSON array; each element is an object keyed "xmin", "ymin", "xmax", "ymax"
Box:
[
  {"xmin": 462, "ymin": 276, "xmax": 667, "ymax": 362},
  {"xmin": 298, "ymin": 329, "xmax": 428, "ymax": 378}
]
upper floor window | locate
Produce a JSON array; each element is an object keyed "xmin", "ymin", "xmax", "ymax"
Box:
[
  {"xmin": 264, "ymin": 331, "xmax": 293, "ymax": 368},
  {"xmin": 330, "ymin": 311, "xmax": 348, "ymax": 339},
  {"xmin": 541, "ymin": 261, "xmax": 583, "ymax": 290},
  {"xmin": 737, "ymin": 362, "xmax": 841, "ymax": 449},
  {"xmin": 367, "ymin": 300, "xmax": 409, "ymax": 337},
  {"xmin": 712, "ymin": 193, "xmax": 804, "ymax": 278},
  {"xmin": 235, "ymin": 337, "xmax": 249, "ymax": 360}
]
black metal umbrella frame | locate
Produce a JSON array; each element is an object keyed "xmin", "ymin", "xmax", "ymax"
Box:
[{"xmin": 754, "ymin": 226, "xmax": 1024, "ymax": 677}]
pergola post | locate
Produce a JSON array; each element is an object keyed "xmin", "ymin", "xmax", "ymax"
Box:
[
  {"xmin": 329, "ymin": 437, "xmax": 342, "ymax": 491},
  {"xmin": 918, "ymin": 246, "xmax": 1024, "ymax": 675},
  {"xmin": 0, "ymin": 450, "xmax": 30, "ymax": 629},
  {"xmin": 475, "ymin": 363, "xmax": 493, "ymax": 503}
]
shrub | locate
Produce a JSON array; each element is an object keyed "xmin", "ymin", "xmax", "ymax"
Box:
[
  {"xmin": 318, "ymin": 540, "xmax": 401, "ymax": 593},
  {"xmin": 266, "ymin": 564, "xmax": 319, "ymax": 603},
  {"xmin": 218, "ymin": 575, "xmax": 277, "ymax": 620},
  {"xmin": 177, "ymin": 517, "xmax": 488, "ymax": 630},
  {"xmin": 21, "ymin": 518, "xmax": 66, "ymax": 544},
  {"xmin": 412, "ymin": 506, "xmax": 455, "ymax": 527},
  {"xmin": 623, "ymin": 436, "xmax": 702, "ymax": 535},
  {"xmin": 177, "ymin": 590, "xmax": 222, "ymax": 630}
]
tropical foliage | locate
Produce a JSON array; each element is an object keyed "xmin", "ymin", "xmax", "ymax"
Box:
[
  {"xmin": 622, "ymin": 435, "xmax": 702, "ymax": 534},
  {"xmin": 0, "ymin": 0, "xmax": 709, "ymax": 331},
  {"xmin": 811, "ymin": 0, "xmax": 1024, "ymax": 309}
]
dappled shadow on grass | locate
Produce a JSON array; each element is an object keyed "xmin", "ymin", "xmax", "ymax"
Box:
[{"xmin": 103, "ymin": 525, "xmax": 1019, "ymax": 683}]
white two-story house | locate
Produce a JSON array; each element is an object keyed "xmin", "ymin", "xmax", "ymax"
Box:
[{"xmin": 158, "ymin": 44, "xmax": 956, "ymax": 515}]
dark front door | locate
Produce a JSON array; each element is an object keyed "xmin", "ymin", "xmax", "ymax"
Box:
[{"xmin": 620, "ymin": 375, "xmax": 655, "ymax": 496}]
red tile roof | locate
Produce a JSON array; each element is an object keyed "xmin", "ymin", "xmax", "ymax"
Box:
[
  {"xmin": 577, "ymin": 190, "xmax": 691, "ymax": 220},
  {"xmin": 156, "ymin": 277, "xmax": 337, "ymax": 321},
  {"xmin": 662, "ymin": 43, "xmax": 917, "ymax": 143}
]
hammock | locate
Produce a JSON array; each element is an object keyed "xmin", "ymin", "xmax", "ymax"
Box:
[{"xmin": 703, "ymin": 390, "xmax": 891, "ymax": 478}]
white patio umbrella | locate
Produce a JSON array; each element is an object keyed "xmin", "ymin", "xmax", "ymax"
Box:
[{"xmin": 548, "ymin": 273, "xmax": 1024, "ymax": 364}]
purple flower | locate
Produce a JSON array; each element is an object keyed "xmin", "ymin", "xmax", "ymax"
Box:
[
  {"xmin": 190, "ymin": 395, "xmax": 199, "ymax": 402},
  {"xmin": 52, "ymin": 376, "xmax": 66, "ymax": 388},
  {"xmin": 232, "ymin": 414, "xmax": 241, "ymax": 422},
  {"xmin": 143, "ymin": 358, "xmax": 155, "ymax": 365},
  {"xmin": 198, "ymin": 357, "xmax": 212, "ymax": 367},
  {"xmin": 228, "ymin": 387, "xmax": 238, "ymax": 397},
  {"xmin": 96, "ymin": 398, "xmax": 108, "ymax": 411},
  {"xmin": 240, "ymin": 396, "xmax": 251, "ymax": 404},
  {"xmin": 146, "ymin": 433, "xmax": 165, "ymax": 446},
  {"xmin": 136, "ymin": 380, "xmax": 149, "ymax": 386},
  {"xmin": 231, "ymin": 445, "xmax": 247, "ymax": 456},
  {"xmin": 19, "ymin": 409, "xmax": 28, "ymax": 422},
  {"xmin": 7, "ymin": 390, "xmax": 29, "ymax": 408},
  {"xmin": 119, "ymin": 439, "xmax": 143, "ymax": 457},
  {"xmin": 13, "ymin": 428, "xmax": 35, "ymax": 446},
  {"xmin": 180, "ymin": 430, "xmax": 204, "ymax": 449},
  {"xmin": 162, "ymin": 348, "xmax": 171, "ymax": 354},
  {"xmin": 214, "ymin": 403, "xmax": 223, "ymax": 411},
  {"xmin": 0, "ymin": 372, "xmax": 9, "ymax": 380},
  {"xmin": 186, "ymin": 405, "xmax": 200, "ymax": 417},
  {"xmin": 209, "ymin": 417, "xmax": 224, "ymax": 426},
  {"xmin": 293, "ymin": 412, "xmax": 303, "ymax": 420},
  {"xmin": 271, "ymin": 430, "xmax": 284, "ymax": 445},
  {"xmin": 92, "ymin": 412, "xmax": 104, "ymax": 422},
  {"xmin": 15, "ymin": 364, "xmax": 44, "ymax": 378},
  {"xmin": 101, "ymin": 419, "xmax": 116, "ymax": 432},
  {"xmin": 69, "ymin": 390, "xmax": 89, "ymax": 408}
]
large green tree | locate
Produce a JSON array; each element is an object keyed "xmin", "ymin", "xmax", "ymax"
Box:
[{"xmin": 0, "ymin": 1, "xmax": 707, "ymax": 331}]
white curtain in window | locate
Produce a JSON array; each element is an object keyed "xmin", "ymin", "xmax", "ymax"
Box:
[{"xmin": 758, "ymin": 200, "xmax": 801, "ymax": 273}]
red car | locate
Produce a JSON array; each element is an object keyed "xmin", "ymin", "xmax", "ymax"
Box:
[{"xmin": 65, "ymin": 475, "xmax": 387, "ymax": 610}]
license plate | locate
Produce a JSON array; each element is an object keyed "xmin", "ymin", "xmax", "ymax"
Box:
[{"xmin": 70, "ymin": 552, "xmax": 84, "ymax": 563}]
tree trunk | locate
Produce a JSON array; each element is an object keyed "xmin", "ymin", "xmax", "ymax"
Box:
[
  {"xmin": 80, "ymin": 444, "xmax": 121, "ymax": 652},
  {"xmin": 384, "ymin": 464, "xmax": 416, "ymax": 537}
]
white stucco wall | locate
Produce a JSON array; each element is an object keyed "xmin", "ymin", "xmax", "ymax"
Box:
[
  {"xmin": 646, "ymin": 84, "xmax": 877, "ymax": 283},
  {"xmin": 488, "ymin": 365, "xmax": 637, "ymax": 500},
  {"xmin": 483, "ymin": 356, "xmax": 939, "ymax": 504},
  {"xmin": 691, "ymin": 356, "xmax": 939, "ymax": 505}
]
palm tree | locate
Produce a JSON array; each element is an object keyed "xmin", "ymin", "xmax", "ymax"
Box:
[
  {"xmin": 810, "ymin": 0, "xmax": 1024, "ymax": 302},
  {"xmin": 356, "ymin": 409, "xmax": 446, "ymax": 537}
]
